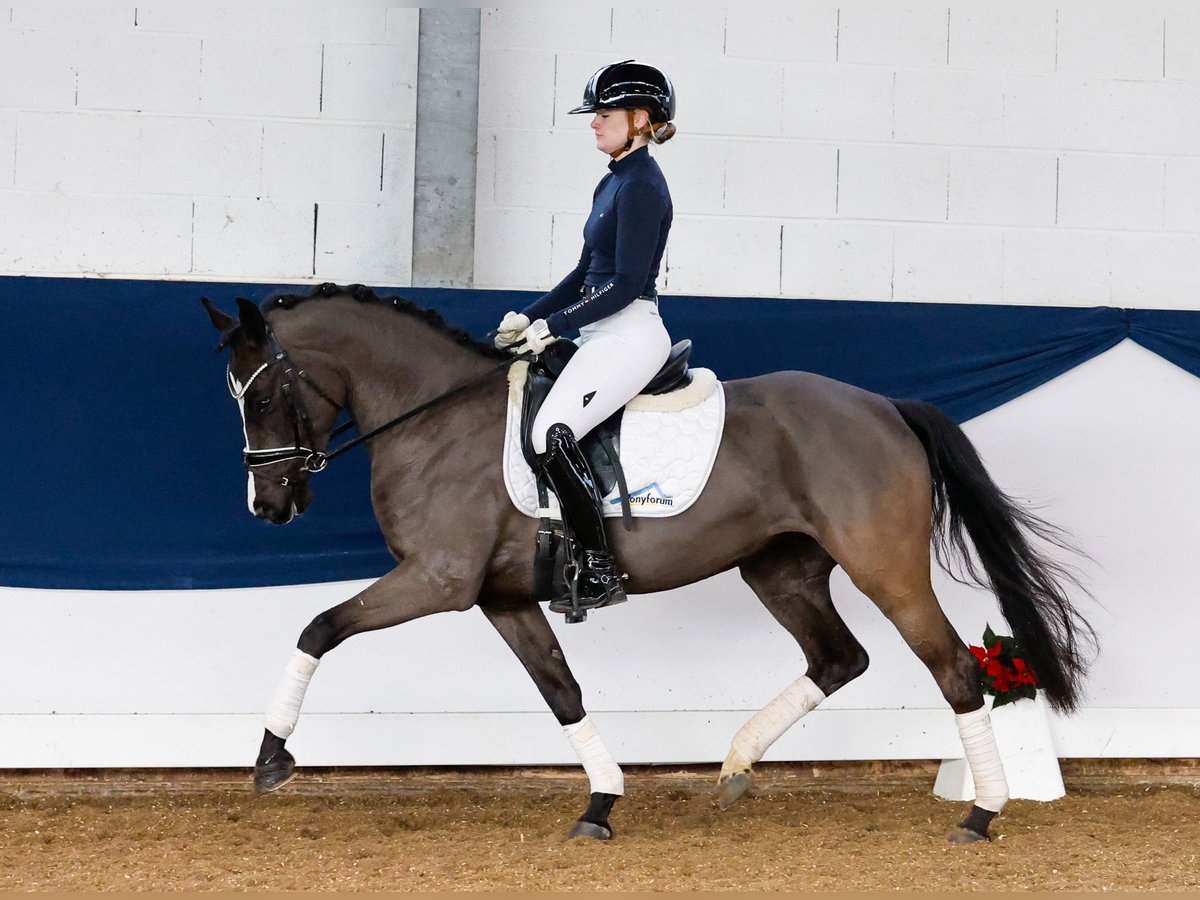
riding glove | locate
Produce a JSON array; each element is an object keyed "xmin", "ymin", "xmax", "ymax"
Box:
[
  {"xmin": 513, "ymin": 318, "xmax": 555, "ymax": 355},
  {"xmin": 493, "ymin": 311, "xmax": 530, "ymax": 349}
]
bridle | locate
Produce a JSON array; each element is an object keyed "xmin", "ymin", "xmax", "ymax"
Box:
[
  {"xmin": 227, "ymin": 321, "xmax": 531, "ymax": 487},
  {"xmin": 227, "ymin": 327, "xmax": 342, "ymax": 486}
]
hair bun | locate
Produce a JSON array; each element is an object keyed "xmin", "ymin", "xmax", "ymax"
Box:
[{"xmin": 650, "ymin": 122, "xmax": 676, "ymax": 144}]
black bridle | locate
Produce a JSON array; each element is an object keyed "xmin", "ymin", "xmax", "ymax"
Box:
[{"xmin": 228, "ymin": 323, "xmax": 529, "ymax": 485}]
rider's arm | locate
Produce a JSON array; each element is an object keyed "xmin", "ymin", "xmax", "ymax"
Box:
[{"xmin": 521, "ymin": 246, "xmax": 592, "ymax": 322}]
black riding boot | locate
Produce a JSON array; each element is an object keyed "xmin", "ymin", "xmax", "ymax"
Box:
[{"xmin": 539, "ymin": 423, "xmax": 627, "ymax": 614}]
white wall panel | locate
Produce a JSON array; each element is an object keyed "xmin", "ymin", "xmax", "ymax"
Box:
[
  {"xmin": 75, "ymin": 32, "xmax": 202, "ymax": 114},
  {"xmin": 1163, "ymin": 158, "xmax": 1200, "ymax": 232},
  {"xmin": 893, "ymin": 223, "xmax": 1005, "ymax": 303},
  {"xmin": 1109, "ymin": 233, "xmax": 1200, "ymax": 306},
  {"xmin": 1058, "ymin": 154, "xmax": 1165, "ymax": 232},
  {"xmin": 1164, "ymin": 7, "xmax": 1200, "ymax": 80},
  {"xmin": 947, "ymin": 5, "xmax": 1057, "ymax": 74},
  {"xmin": 314, "ymin": 201, "xmax": 412, "ymax": 286},
  {"xmin": 0, "ymin": 190, "xmax": 72, "ymax": 271},
  {"xmin": 191, "ymin": 198, "xmax": 314, "ymax": 279},
  {"xmin": 1055, "ymin": 7, "xmax": 1166, "ymax": 80},
  {"xmin": 724, "ymin": 7, "xmax": 838, "ymax": 63},
  {"xmin": 198, "ymin": 38, "xmax": 322, "ymax": 119},
  {"xmin": 477, "ymin": 47, "xmax": 557, "ymax": 129},
  {"xmin": 665, "ymin": 217, "xmax": 781, "ymax": 296},
  {"xmin": 837, "ymin": 5, "xmax": 949, "ymax": 68},
  {"xmin": 948, "ymin": 149, "xmax": 1057, "ymax": 227},
  {"xmin": 472, "ymin": 206, "xmax": 554, "ymax": 290},
  {"xmin": 66, "ymin": 194, "xmax": 193, "ymax": 275},
  {"xmin": 610, "ymin": 7, "xmax": 728, "ymax": 60},
  {"xmin": 133, "ymin": 9, "xmax": 271, "ymax": 36},
  {"xmin": 0, "ymin": 110, "xmax": 13, "ymax": 189},
  {"xmin": 15, "ymin": 112, "xmax": 142, "ymax": 193},
  {"xmin": 1001, "ymin": 229, "xmax": 1112, "ymax": 305},
  {"xmin": 838, "ymin": 144, "xmax": 949, "ymax": 223},
  {"xmin": 659, "ymin": 137, "xmax": 727, "ymax": 217},
  {"xmin": 261, "ymin": 123, "xmax": 393, "ymax": 202},
  {"xmin": 264, "ymin": 9, "xmax": 391, "ymax": 43},
  {"xmin": 0, "ymin": 10, "xmax": 418, "ymax": 283},
  {"xmin": 136, "ymin": 116, "xmax": 264, "ymax": 197},
  {"xmin": 0, "ymin": 29, "xmax": 80, "ymax": 108},
  {"xmin": 320, "ymin": 41, "xmax": 418, "ymax": 123},
  {"xmin": 781, "ymin": 63, "xmax": 895, "ymax": 143},
  {"xmin": 781, "ymin": 221, "xmax": 893, "ymax": 300},
  {"xmin": 892, "ymin": 70, "xmax": 1005, "ymax": 146},
  {"xmin": 722, "ymin": 140, "xmax": 837, "ymax": 220}
]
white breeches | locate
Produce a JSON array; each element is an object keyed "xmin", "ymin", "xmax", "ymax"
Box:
[{"xmin": 531, "ymin": 298, "xmax": 671, "ymax": 454}]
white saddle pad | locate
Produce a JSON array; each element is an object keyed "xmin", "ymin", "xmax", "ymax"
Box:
[{"xmin": 503, "ymin": 363, "xmax": 725, "ymax": 519}]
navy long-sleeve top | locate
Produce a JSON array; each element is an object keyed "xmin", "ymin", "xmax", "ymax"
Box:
[{"xmin": 522, "ymin": 145, "xmax": 672, "ymax": 336}]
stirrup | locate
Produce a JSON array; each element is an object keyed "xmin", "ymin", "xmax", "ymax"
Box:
[{"xmin": 548, "ymin": 554, "xmax": 628, "ymax": 620}]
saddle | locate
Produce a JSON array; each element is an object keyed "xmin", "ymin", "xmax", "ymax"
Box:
[{"xmin": 519, "ymin": 338, "xmax": 694, "ymax": 605}]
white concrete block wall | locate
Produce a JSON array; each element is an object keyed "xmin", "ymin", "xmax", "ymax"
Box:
[
  {"xmin": 0, "ymin": 8, "xmax": 419, "ymax": 284},
  {"xmin": 475, "ymin": 4, "xmax": 1200, "ymax": 310}
]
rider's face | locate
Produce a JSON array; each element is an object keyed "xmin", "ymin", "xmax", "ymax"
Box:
[{"xmin": 591, "ymin": 108, "xmax": 647, "ymax": 157}]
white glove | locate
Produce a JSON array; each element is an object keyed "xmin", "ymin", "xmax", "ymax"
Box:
[
  {"xmin": 493, "ymin": 311, "xmax": 530, "ymax": 349},
  {"xmin": 514, "ymin": 318, "xmax": 556, "ymax": 355}
]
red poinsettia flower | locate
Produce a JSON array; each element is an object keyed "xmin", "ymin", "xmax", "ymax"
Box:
[{"xmin": 973, "ymin": 625, "xmax": 1039, "ymax": 707}]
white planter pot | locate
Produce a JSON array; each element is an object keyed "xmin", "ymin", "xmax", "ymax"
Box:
[{"xmin": 933, "ymin": 693, "xmax": 1065, "ymax": 802}]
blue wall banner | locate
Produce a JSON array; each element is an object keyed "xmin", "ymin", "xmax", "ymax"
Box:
[{"xmin": 2, "ymin": 276, "xmax": 1197, "ymax": 590}]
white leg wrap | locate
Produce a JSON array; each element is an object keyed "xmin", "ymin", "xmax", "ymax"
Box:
[
  {"xmin": 563, "ymin": 715, "xmax": 624, "ymax": 796},
  {"xmin": 723, "ymin": 675, "xmax": 827, "ymax": 776},
  {"xmin": 264, "ymin": 650, "xmax": 320, "ymax": 739},
  {"xmin": 956, "ymin": 703, "xmax": 1009, "ymax": 812}
]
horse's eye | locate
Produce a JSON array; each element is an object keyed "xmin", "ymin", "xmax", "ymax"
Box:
[{"xmin": 256, "ymin": 396, "xmax": 273, "ymax": 412}]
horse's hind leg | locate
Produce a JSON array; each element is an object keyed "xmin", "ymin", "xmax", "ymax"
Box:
[
  {"xmin": 840, "ymin": 545, "xmax": 1003, "ymax": 843},
  {"xmin": 480, "ymin": 600, "xmax": 622, "ymax": 841},
  {"xmin": 718, "ymin": 534, "xmax": 869, "ymax": 809}
]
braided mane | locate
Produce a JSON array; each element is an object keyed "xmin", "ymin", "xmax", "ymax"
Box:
[{"xmin": 263, "ymin": 282, "xmax": 509, "ymax": 360}]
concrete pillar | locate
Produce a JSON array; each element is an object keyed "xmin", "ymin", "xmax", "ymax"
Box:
[{"xmin": 411, "ymin": 9, "xmax": 481, "ymax": 287}]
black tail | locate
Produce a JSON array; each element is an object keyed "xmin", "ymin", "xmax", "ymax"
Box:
[{"xmin": 891, "ymin": 399, "xmax": 1096, "ymax": 713}]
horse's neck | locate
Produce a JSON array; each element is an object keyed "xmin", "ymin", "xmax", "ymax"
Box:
[{"xmin": 278, "ymin": 303, "xmax": 496, "ymax": 434}]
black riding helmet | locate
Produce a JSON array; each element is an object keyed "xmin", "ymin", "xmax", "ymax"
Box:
[{"xmin": 568, "ymin": 59, "xmax": 676, "ymax": 124}]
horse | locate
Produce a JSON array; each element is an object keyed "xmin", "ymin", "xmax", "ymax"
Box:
[{"xmin": 203, "ymin": 282, "xmax": 1094, "ymax": 844}]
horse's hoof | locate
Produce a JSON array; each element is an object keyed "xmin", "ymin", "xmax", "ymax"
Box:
[
  {"xmin": 253, "ymin": 747, "xmax": 296, "ymax": 794},
  {"xmin": 947, "ymin": 825, "xmax": 990, "ymax": 844},
  {"xmin": 716, "ymin": 769, "xmax": 752, "ymax": 810},
  {"xmin": 568, "ymin": 819, "xmax": 613, "ymax": 841}
]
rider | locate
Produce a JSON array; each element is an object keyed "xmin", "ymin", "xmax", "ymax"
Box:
[{"xmin": 494, "ymin": 60, "xmax": 677, "ymax": 614}]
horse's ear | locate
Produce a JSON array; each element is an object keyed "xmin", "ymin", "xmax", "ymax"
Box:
[
  {"xmin": 202, "ymin": 297, "xmax": 236, "ymax": 333},
  {"xmin": 202, "ymin": 298, "xmax": 239, "ymax": 351},
  {"xmin": 236, "ymin": 298, "xmax": 269, "ymax": 347}
]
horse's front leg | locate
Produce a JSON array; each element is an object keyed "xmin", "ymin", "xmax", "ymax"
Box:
[
  {"xmin": 480, "ymin": 599, "xmax": 622, "ymax": 841},
  {"xmin": 254, "ymin": 562, "xmax": 479, "ymax": 793}
]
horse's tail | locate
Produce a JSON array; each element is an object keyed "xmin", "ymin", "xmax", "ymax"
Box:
[{"xmin": 890, "ymin": 398, "xmax": 1095, "ymax": 713}]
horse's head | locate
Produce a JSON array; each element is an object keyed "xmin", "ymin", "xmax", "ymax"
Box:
[{"xmin": 204, "ymin": 297, "xmax": 339, "ymax": 525}]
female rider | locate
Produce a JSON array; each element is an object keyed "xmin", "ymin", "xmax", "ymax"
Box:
[{"xmin": 494, "ymin": 60, "xmax": 677, "ymax": 615}]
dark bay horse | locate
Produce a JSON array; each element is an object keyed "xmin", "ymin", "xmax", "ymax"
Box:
[{"xmin": 204, "ymin": 283, "xmax": 1093, "ymax": 844}]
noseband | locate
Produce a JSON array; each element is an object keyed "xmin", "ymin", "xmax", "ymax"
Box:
[{"xmin": 227, "ymin": 327, "xmax": 341, "ymax": 486}]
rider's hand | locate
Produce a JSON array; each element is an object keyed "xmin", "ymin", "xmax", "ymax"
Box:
[
  {"xmin": 493, "ymin": 311, "xmax": 530, "ymax": 349},
  {"xmin": 513, "ymin": 318, "xmax": 555, "ymax": 355}
]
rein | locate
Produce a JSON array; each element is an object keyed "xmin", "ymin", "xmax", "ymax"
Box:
[{"xmin": 230, "ymin": 323, "xmax": 530, "ymax": 481}]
